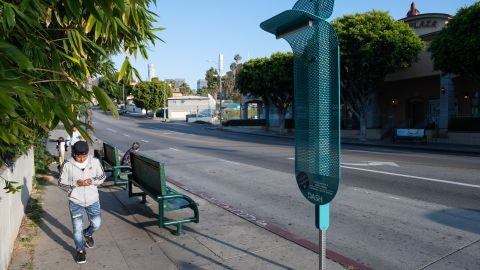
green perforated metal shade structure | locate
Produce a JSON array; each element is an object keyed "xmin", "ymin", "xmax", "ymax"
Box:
[{"xmin": 261, "ymin": 0, "xmax": 340, "ymax": 205}]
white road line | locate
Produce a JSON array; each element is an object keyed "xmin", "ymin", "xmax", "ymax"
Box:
[
  {"xmin": 223, "ymin": 160, "xmax": 243, "ymax": 166},
  {"xmin": 123, "ymin": 133, "xmax": 131, "ymax": 138},
  {"xmin": 106, "ymin": 128, "xmax": 116, "ymax": 132},
  {"xmin": 342, "ymin": 161, "xmax": 399, "ymax": 167},
  {"xmin": 169, "ymin": 148, "xmax": 180, "ymax": 151},
  {"xmin": 288, "ymin": 157, "xmax": 295, "ymax": 160},
  {"xmin": 140, "ymin": 139, "xmax": 149, "ymax": 143},
  {"xmin": 344, "ymin": 149, "xmax": 385, "ymax": 154},
  {"xmin": 342, "ymin": 166, "xmax": 480, "ymax": 189}
]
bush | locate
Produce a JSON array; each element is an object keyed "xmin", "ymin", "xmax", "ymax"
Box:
[
  {"xmin": 449, "ymin": 117, "xmax": 480, "ymax": 131},
  {"xmin": 222, "ymin": 119, "xmax": 266, "ymax": 127}
]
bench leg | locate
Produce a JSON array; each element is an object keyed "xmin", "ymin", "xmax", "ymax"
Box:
[
  {"xmin": 158, "ymin": 202, "xmax": 165, "ymax": 228},
  {"xmin": 113, "ymin": 169, "xmax": 128, "ymax": 188},
  {"xmin": 176, "ymin": 223, "xmax": 184, "ymax": 236},
  {"xmin": 128, "ymin": 180, "xmax": 133, "ymax": 197}
]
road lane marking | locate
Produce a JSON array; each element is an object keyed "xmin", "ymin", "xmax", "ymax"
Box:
[
  {"xmin": 223, "ymin": 160, "xmax": 243, "ymax": 166},
  {"xmin": 106, "ymin": 128, "xmax": 116, "ymax": 132},
  {"xmin": 288, "ymin": 158, "xmax": 295, "ymax": 160},
  {"xmin": 342, "ymin": 161, "xmax": 399, "ymax": 167},
  {"xmin": 169, "ymin": 148, "xmax": 180, "ymax": 151},
  {"xmin": 123, "ymin": 133, "xmax": 131, "ymax": 138},
  {"xmin": 288, "ymin": 158, "xmax": 399, "ymax": 167},
  {"xmin": 342, "ymin": 166, "xmax": 480, "ymax": 189},
  {"xmin": 140, "ymin": 139, "xmax": 149, "ymax": 143},
  {"xmin": 344, "ymin": 149, "xmax": 386, "ymax": 154}
]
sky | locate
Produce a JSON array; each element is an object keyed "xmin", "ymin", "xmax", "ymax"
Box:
[{"xmin": 111, "ymin": 0, "xmax": 477, "ymax": 89}]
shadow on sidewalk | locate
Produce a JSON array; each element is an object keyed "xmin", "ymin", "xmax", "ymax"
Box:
[
  {"xmin": 37, "ymin": 181, "xmax": 76, "ymax": 258},
  {"xmin": 99, "ymin": 189, "xmax": 295, "ymax": 270}
]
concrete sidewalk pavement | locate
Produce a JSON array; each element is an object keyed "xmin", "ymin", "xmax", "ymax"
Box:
[{"xmin": 9, "ymin": 129, "xmax": 346, "ymax": 270}]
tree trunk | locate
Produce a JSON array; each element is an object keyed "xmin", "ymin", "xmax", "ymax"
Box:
[
  {"xmin": 359, "ymin": 112, "xmax": 367, "ymax": 141},
  {"xmin": 264, "ymin": 98, "xmax": 270, "ymax": 131},
  {"xmin": 278, "ymin": 109, "xmax": 286, "ymax": 134}
]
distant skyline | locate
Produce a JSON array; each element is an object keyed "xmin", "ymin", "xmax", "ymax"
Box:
[{"xmin": 111, "ymin": 0, "xmax": 476, "ymax": 88}]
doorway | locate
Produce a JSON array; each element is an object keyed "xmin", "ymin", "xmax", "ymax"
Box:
[{"xmin": 407, "ymin": 98, "xmax": 426, "ymax": 128}]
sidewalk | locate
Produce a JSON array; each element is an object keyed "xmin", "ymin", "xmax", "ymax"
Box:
[
  {"xmin": 9, "ymin": 129, "xmax": 346, "ymax": 270},
  {"xmin": 215, "ymin": 126, "xmax": 480, "ymax": 155}
]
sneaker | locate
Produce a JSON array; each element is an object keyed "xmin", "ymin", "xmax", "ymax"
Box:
[
  {"xmin": 84, "ymin": 235, "xmax": 95, "ymax": 248},
  {"xmin": 75, "ymin": 250, "xmax": 86, "ymax": 264}
]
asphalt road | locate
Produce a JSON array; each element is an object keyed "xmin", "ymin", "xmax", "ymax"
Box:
[{"xmin": 91, "ymin": 110, "xmax": 480, "ymax": 270}]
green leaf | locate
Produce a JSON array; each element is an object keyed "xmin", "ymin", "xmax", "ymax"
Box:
[
  {"xmin": 85, "ymin": 14, "xmax": 96, "ymax": 33},
  {"xmin": 118, "ymin": 58, "xmax": 129, "ymax": 81},
  {"xmin": 92, "ymin": 85, "xmax": 118, "ymax": 117},
  {"xmin": 94, "ymin": 19, "xmax": 103, "ymax": 41},
  {"xmin": 59, "ymin": 52, "xmax": 81, "ymax": 64},
  {"xmin": 4, "ymin": 4, "xmax": 16, "ymax": 29},
  {"xmin": 0, "ymin": 41, "xmax": 33, "ymax": 69}
]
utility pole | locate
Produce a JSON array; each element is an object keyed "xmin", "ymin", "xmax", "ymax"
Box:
[
  {"xmin": 163, "ymin": 82, "xmax": 167, "ymax": 122},
  {"xmin": 218, "ymin": 53, "xmax": 223, "ymax": 121}
]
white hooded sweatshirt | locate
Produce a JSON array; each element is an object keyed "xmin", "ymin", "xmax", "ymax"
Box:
[{"xmin": 58, "ymin": 156, "xmax": 106, "ymax": 207}]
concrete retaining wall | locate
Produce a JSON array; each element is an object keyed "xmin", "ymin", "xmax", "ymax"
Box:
[{"xmin": 0, "ymin": 149, "xmax": 35, "ymax": 270}]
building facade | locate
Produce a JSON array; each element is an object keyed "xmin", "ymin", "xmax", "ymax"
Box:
[
  {"xmin": 344, "ymin": 4, "xmax": 480, "ymax": 134},
  {"xmin": 167, "ymin": 94, "xmax": 216, "ymax": 121}
]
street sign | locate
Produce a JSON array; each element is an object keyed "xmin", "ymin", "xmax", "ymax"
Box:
[
  {"xmin": 261, "ymin": 2, "xmax": 340, "ymax": 268},
  {"xmin": 260, "ymin": 0, "xmax": 340, "ymax": 206}
]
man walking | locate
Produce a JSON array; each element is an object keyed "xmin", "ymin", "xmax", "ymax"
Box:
[{"xmin": 58, "ymin": 141, "xmax": 106, "ymax": 263}]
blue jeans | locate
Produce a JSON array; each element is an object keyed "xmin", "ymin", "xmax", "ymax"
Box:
[{"xmin": 69, "ymin": 201, "xmax": 101, "ymax": 251}]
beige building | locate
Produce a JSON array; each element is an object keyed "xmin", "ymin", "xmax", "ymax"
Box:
[
  {"xmin": 371, "ymin": 4, "xmax": 479, "ymax": 133},
  {"xmin": 167, "ymin": 94, "xmax": 216, "ymax": 121}
]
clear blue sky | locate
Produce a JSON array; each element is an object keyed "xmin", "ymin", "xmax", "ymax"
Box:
[{"xmin": 111, "ymin": 0, "xmax": 476, "ymax": 89}]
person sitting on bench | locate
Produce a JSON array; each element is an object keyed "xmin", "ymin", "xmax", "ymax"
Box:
[{"xmin": 121, "ymin": 142, "xmax": 141, "ymax": 166}]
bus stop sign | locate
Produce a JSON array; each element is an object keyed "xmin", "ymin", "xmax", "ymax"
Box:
[{"xmin": 261, "ymin": 0, "xmax": 340, "ymax": 205}]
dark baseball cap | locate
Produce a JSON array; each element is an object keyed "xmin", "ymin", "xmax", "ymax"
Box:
[{"xmin": 72, "ymin": 141, "xmax": 89, "ymax": 155}]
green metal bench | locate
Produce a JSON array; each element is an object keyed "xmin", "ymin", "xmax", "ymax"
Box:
[
  {"xmin": 127, "ymin": 152, "xmax": 199, "ymax": 235},
  {"xmin": 99, "ymin": 142, "xmax": 131, "ymax": 187}
]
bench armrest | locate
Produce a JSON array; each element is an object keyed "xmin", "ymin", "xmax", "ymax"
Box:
[
  {"xmin": 158, "ymin": 193, "xmax": 199, "ymax": 223},
  {"xmin": 114, "ymin": 165, "xmax": 132, "ymax": 169}
]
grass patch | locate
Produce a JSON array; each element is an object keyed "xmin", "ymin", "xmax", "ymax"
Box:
[
  {"xmin": 10, "ymin": 176, "xmax": 47, "ymax": 268},
  {"xmin": 21, "ymin": 261, "xmax": 33, "ymax": 270}
]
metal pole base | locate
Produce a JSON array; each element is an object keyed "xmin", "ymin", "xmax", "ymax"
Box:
[{"xmin": 319, "ymin": 229, "xmax": 326, "ymax": 270}]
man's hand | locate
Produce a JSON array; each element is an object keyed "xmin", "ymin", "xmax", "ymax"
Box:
[{"xmin": 76, "ymin": 179, "xmax": 93, "ymax": 186}]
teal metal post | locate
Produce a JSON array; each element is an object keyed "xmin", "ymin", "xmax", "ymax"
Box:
[{"xmin": 261, "ymin": 1, "xmax": 340, "ymax": 269}]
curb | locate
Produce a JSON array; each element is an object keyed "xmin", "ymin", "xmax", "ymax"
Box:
[{"xmin": 214, "ymin": 127, "xmax": 480, "ymax": 155}]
